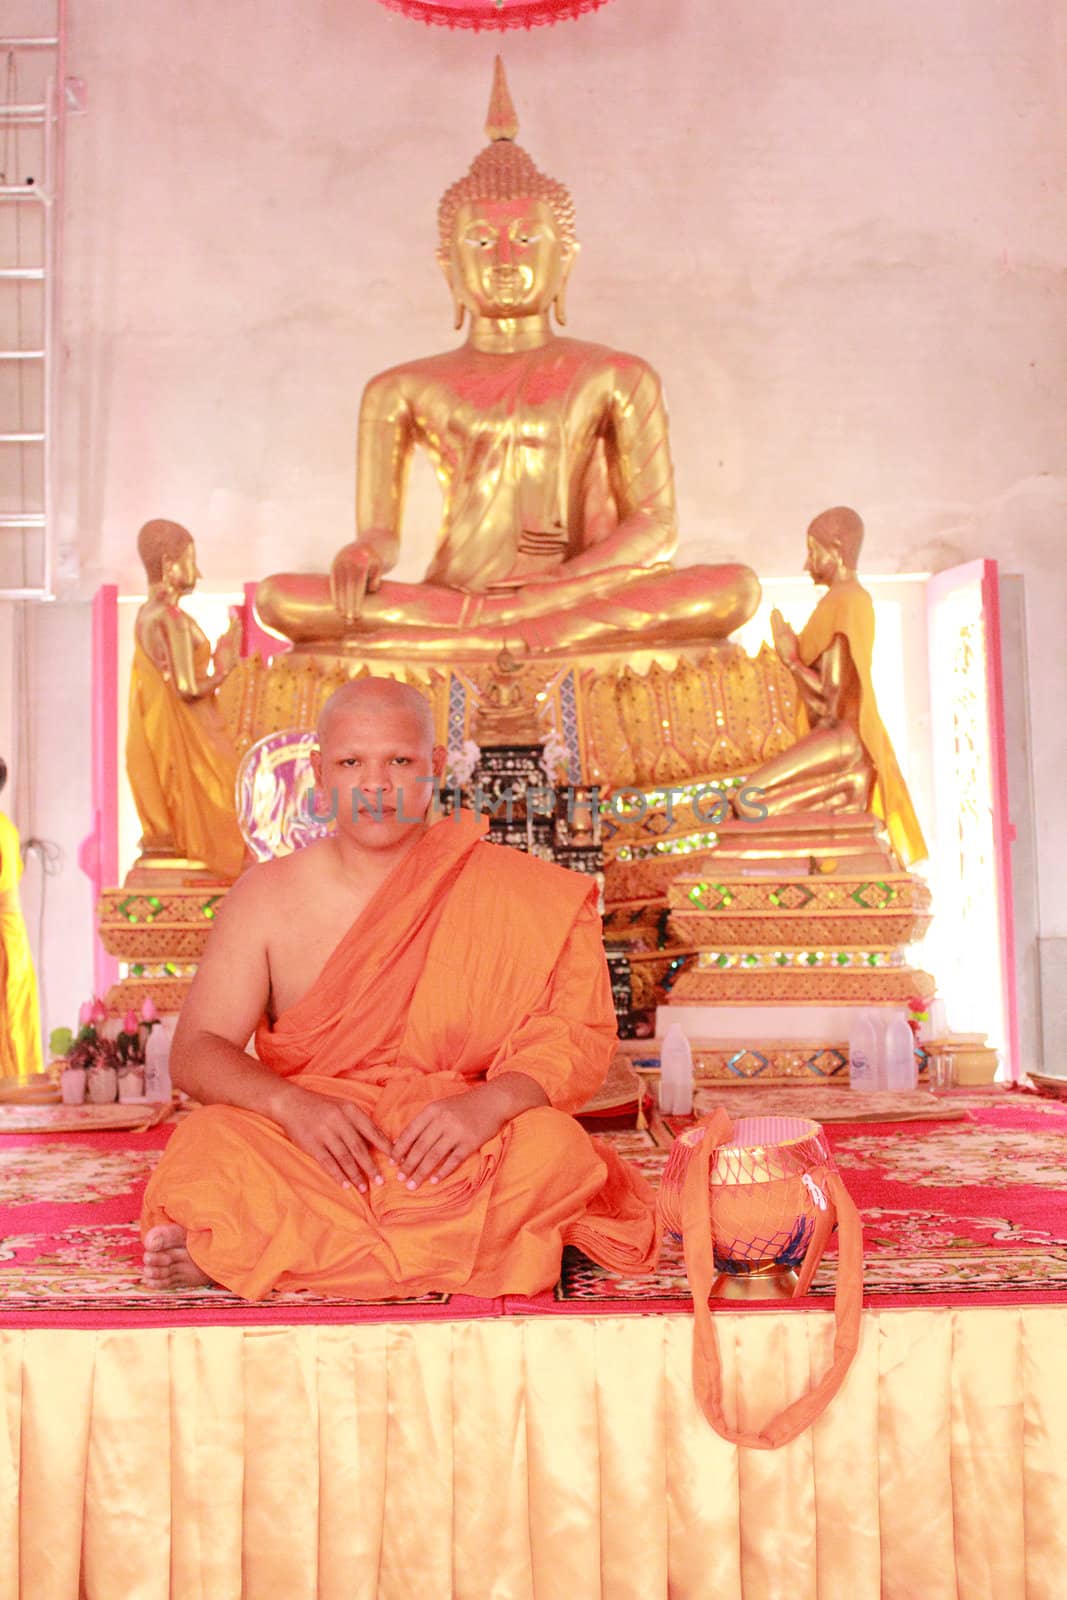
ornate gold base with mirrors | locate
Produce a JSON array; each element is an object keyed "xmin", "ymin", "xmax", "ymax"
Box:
[{"xmin": 97, "ymin": 60, "xmax": 936, "ymax": 1090}]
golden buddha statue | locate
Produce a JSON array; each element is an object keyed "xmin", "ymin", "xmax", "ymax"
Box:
[
  {"xmin": 255, "ymin": 60, "xmax": 759, "ymax": 658},
  {"xmin": 733, "ymin": 506, "xmax": 928, "ymax": 868},
  {"xmin": 472, "ymin": 647, "xmax": 542, "ymax": 744},
  {"xmin": 126, "ymin": 520, "xmax": 247, "ymax": 881}
]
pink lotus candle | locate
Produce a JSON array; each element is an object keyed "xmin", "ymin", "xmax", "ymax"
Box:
[
  {"xmin": 123, "ymin": 1009, "xmax": 140, "ymax": 1033},
  {"xmin": 78, "ymin": 1000, "xmax": 94, "ymax": 1028},
  {"xmin": 90, "ymin": 997, "xmax": 108, "ymax": 1026},
  {"xmin": 140, "ymin": 997, "xmax": 160, "ymax": 1024}
]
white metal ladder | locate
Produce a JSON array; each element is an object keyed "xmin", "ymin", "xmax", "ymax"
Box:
[{"xmin": 0, "ymin": 0, "xmax": 68, "ymax": 598}]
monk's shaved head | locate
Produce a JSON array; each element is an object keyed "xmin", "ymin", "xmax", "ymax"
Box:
[
  {"xmin": 808, "ymin": 506, "xmax": 864, "ymax": 570},
  {"xmin": 316, "ymin": 677, "xmax": 436, "ymax": 751}
]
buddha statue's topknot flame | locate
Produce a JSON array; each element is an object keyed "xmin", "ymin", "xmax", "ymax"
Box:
[{"xmin": 437, "ymin": 57, "xmax": 577, "ymax": 257}]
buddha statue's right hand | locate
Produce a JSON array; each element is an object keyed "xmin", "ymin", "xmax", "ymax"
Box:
[{"xmin": 330, "ymin": 539, "xmax": 393, "ymax": 623}]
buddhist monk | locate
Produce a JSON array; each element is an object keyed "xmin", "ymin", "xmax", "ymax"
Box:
[{"xmin": 141, "ymin": 678, "xmax": 658, "ymax": 1297}]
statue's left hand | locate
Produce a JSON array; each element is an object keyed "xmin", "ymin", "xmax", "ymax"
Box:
[{"xmin": 330, "ymin": 540, "xmax": 388, "ymax": 623}]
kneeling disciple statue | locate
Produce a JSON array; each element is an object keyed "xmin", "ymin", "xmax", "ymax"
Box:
[{"xmin": 737, "ymin": 506, "xmax": 927, "ymax": 869}]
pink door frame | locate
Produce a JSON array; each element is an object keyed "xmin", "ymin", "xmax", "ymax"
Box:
[
  {"xmin": 926, "ymin": 559, "xmax": 1020, "ymax": 1080},
  {"xmin": 76, "ymin": 584, "xmax": 119, "ymax": 997}
]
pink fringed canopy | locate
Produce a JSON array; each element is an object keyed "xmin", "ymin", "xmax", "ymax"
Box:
[{"xmin": 372, "ymin": 0, "xmax": 614, "ymax": 28}]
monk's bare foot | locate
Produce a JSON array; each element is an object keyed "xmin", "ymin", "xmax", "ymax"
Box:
[{"xmin": 142, "ymin": 1223, "xmax": 215, "ymax": 1289}]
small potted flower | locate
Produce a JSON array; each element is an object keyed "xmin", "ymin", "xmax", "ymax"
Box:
[
  {"xmin": 116, "ymin": 1008, "xmax": 147, "ymax": 1101},
  {"xmin": 52, "ymin": 996, "xmax": 166, "ymax": 1106},
  {"xmin": 51, "ymin": 998, "xmax": 106, "ymax": 1104},
  {"xmin": 86, "ymin": 1034, "xmax": 120, "ymax": 1104}
]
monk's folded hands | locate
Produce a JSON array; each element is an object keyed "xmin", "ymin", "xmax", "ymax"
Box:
[
  {"xmin": 275, "ymin": 1084, "xmax": 392, "ymax": 1192},
  {"xmin": 392, "ymin": 1072, "xmax": 548, "ymax": 1189}
]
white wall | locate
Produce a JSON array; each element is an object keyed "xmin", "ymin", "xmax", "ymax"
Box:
[
  {"xmin": 10, "ymin": 0, "xmax": 1067, "ymax": 1050},
  {"xmin": 4, "ymin": 603, "xmax": 94, "ymax": 1044}
]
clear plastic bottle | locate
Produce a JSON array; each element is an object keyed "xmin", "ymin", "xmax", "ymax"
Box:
[
  {"xmin": 849, "ymin": 1012, "xmax": 881, "ymax": 1092},
  {"xmin": 659, "ymin": 1024, "xmax": 694, "ymax": 1115},
  {"xmin": 144, "ymin": 1022, "xmax": 173, "ymax": 1103},
  {"xmin": 883, "ymin": 1014, "xmax": 917, "ymax": 1092}
]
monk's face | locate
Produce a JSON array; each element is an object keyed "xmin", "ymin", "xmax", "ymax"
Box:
[
  {"xmin": 311, "ymin": 706, "xmax": 447, "ymax": 850},
  {"xmin": 446, "ymin": 197, "xmax": 570, "ymax": 320}
]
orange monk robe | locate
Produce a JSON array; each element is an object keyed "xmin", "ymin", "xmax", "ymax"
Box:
[
  {"xmin": 0, "ymin": 811, "xmax": 43, "ymax": 1079},
  {"xmin": 797, "ymin": 577, "xmax": 928, "ymax": 867},
  {"xmin": 126, "ymin": 637, "xmax": 246, "ymax": 879},
  {"xmin": 142, "ymin": 810, "xmax": 659, "ymax": 1300}
]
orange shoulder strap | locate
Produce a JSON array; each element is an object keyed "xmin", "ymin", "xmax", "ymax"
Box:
[{"xmin": 679, "ymin": 1112, "xmax": 863, "ymax": 1450}]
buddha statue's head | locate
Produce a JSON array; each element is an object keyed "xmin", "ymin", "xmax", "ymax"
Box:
[
  {"xmin": 437, "ymin": 58, "xmax": 578, "ymax": 332},
  {"xmin": 805, "ymin": 506, "xmax": 864, "ymax": 586},
  {"xmin": 137, "ymin": 519, "xmax": 200, "ymax": 598}
]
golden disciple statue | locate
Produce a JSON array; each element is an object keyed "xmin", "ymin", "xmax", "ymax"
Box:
[
  {"xmin": 0, "ymin": 761, "xmax": 43, "ymax": 1078},
  {"xmin": 739, "ymin": 506, "xmax": 928, "ymax": 868},
  {"xmin": 255, "ymin": 60, "xmax": 759, "ymax": 657},
  {"xmin": 126, "ymin": 520, "xmax": 247, "ymax": 880}
]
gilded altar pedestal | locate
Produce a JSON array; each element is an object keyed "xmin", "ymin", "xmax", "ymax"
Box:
[
  {"xmin": 96, "ymin": 881, "xmax": 224, "ymax": 1016},
  {"xmin": 663, "ymin": 850, "xmax": 934, "ymax": 1010}
]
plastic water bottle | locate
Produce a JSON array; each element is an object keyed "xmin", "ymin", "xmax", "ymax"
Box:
[
  {"xmin": 659, "ymin": 1024, "xmax": 694, "ymax": 1114},
  {"xmin": 883, "ymin": 1014, "xmax": 917, "ymax": 1092},
  {"xmin": 144, "ymin": 1022, "xmax": 173, "ymax": 1103},
  {"xmin": 849, "ymin": 1012, "xmax": 881, "ymax": 1092}
]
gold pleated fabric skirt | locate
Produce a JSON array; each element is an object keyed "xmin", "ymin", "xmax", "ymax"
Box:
[{"xmin": 2, "ymin": 1305, "xmax": 1064, "ymax": 1599}]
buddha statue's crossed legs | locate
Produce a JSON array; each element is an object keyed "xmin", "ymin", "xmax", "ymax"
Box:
[{"xmin": 257, "ymin": 561, "xmax": 760, "ymax": 655}]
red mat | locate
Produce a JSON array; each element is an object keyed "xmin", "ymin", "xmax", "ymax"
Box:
[{"xmin": 2, "ymin": 1091, "xmax": 1066, "ymax": 1327}]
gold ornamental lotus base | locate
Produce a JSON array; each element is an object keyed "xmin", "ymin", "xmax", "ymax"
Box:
[{"xmin": 215, "ymin": 639, "xmax": 798, "ymax": 792}]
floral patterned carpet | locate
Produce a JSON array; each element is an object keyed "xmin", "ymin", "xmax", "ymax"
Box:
[{"xmin": 1, "ymin": 1089, "xmax": 1065, "ymax": 1326}]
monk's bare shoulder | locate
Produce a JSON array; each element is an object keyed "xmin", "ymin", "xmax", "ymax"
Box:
[
  {"xmin": 223, "ymin": 838, "xmax": 337, "ymax": 915},
  {"xmin": 216, "ymin": 843, "xmax": 334, "ymax": 939}
]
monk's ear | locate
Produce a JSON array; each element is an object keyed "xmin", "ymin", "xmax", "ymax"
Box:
[
  {"xmin": 431, "ymin": 743, "xmax": 448, "ymax": 779},
  {"xmin": 310, "ymin": 747, "xmax": 324, "ymax": 787}
]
